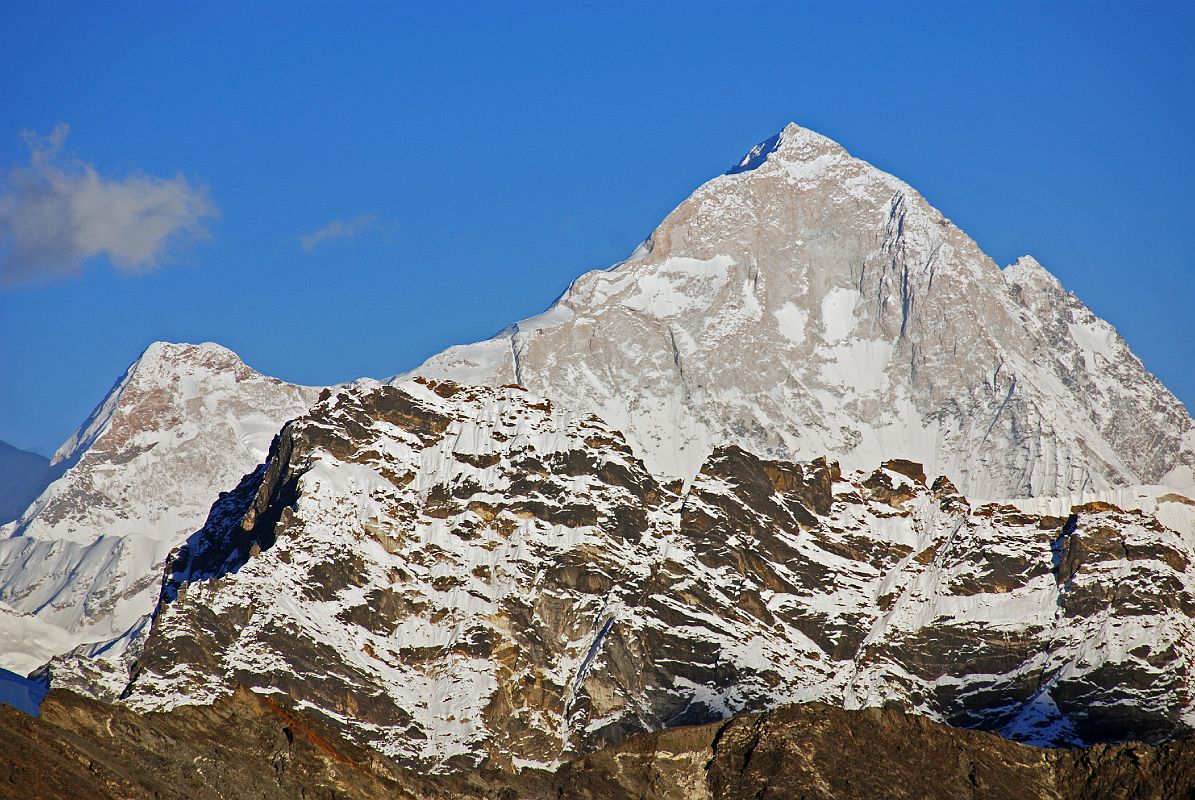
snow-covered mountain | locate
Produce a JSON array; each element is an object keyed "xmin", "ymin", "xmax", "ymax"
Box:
[
  {"xmin": 404, "ymin": 123, "xmax": 1195, "ymax": 501},
  {"xmin": 121, "ymin": 378, "xmax": 1195, "ymax": 769},
  {"xmin": 0, "ymin": 342, "xmax": 320, "ymax": 678},
  {"xmin": 7, "ymin": 122, "xmax": 1195, "ymax": 778}
]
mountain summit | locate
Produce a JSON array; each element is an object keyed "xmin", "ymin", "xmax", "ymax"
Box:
[
  {"xmin": 0, "ymin": 342, "xmax": 320, "ymax": 679},
  {"xmin": 404, "ymin": 123, "xmax": 1195, "ymax": 500}
]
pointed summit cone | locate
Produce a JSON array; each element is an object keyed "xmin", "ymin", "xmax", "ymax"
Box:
[{"xmin": 403, "ymin": 124, "xmax": 1194, "ymax": 499}]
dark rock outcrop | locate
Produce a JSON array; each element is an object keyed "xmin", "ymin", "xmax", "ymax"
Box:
[
  {"xmin": 560, "ymin": 702, "xmax": 1195, "ymax": 800},
  {"xmin": 3, "ymin": 691, "xmax": 1194, "ymax": 800}
]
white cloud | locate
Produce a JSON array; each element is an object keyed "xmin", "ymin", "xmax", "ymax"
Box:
[
  {"xmin": 0, "ymin": 124, "xmax": 217, "ymax": 286},
  {"xmin": 299, "ymin": 213, "xmax": 379, "ymax": 250}
]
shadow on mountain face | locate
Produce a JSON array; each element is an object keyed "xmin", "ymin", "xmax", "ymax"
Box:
[
  {"xmin": 159, "ymin": 425, "xmax": 306, "ymax": 607},
  {"xmin": 0, "ymin": 440, "xmax": 52, "ymax": 525}
]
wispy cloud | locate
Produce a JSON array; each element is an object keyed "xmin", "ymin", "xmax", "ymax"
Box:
[
  {"xmin": 0, "ymin": 124, "xmax": 217, "ymax": 287},
  {"xmin": 299, "ymin": 213, "xmax": 380, "ymax": 251}
]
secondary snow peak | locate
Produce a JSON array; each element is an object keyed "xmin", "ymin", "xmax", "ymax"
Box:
[{"xmin": 0, "ymin": 342, "xmax": 322, "ymax": 679}]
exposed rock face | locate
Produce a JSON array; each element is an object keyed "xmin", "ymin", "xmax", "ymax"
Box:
[
  {"xmin": 4, "ymin": 691, "xmax": 1194, "ymax": 800},
  {"xmin": 0, "ymin": 342, "xmax": 321, "ymax": 680},
  {"xmin": 120, "ymin": 380, "xmax": 1195, "ymax": 770},
  {"xmin": 558, "ymin": 702, "xmax": 1195, "ymax": 800},
  {"xmin": 403, "ymin": 123, "xmax": 1195, "ymax": 500},
  {"xmin": 0, "ymin": 688, "xmax": 543, "ymax": 800}
]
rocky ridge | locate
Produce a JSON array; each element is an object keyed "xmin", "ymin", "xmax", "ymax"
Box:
[
  {"xmin": 119, "ymin": 378, "xmax": 1195, "ymax": 770},
  {"xmin": 4, "ymin": 689, "xmax": 1194, "ymax": 800}
]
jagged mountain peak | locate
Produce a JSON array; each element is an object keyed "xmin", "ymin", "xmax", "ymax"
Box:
[
  {"xmin": 11, "ymin": 337, "xmax": 320, "ymax": 546},
  {"xmin": 727, "ymin": 121, "xmax": 848, "ymax": 174},
  {"xmin": 0, "ymin": 342, "xmax": 322, "ymax": 675},
  {"xmin": 133, "ymin": 340, "xmax": 249, "ymax": 376},
  {"xmin": 405, "ymin": 124, "xmax": 1195, "ymax": 499},
  {"xmin": 7, "ymin": 122, "xmax": 1191, "ymax": 781},
  {"xmin": 49, "ymin": 341, "xmax": 261, "ymax": 470}
]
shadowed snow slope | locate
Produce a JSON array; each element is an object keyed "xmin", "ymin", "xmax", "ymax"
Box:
[
  {"xmin": 402, "ymin": 123, "xmax": 1195, "ymax": 501},
  {"xmin": 0, "ymin": 441, "xmax": 50, "ymax": 526}
]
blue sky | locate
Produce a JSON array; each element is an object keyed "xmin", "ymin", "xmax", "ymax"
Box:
[{"xmin": 1, "ymin": 1, "xmax": 1192, "ymax": 456}]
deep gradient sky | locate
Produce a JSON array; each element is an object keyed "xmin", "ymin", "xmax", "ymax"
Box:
[{"xmin": 1, "ymin": 2, "xmax": 1192, "ymax": 456}]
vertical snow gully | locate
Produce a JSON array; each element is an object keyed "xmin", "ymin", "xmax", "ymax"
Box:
[
  {"xmin": 667, "ymin": 326, "xmax": 690, "ymax": 402},
  {"xmin": 899, "ymin": 260, "xmax": 913, "ymax": 339},
  {"xmin": 924, "ymin": 241, "xmax": 944, "ymax": 294},
  {"xmin": 882, "ymin": 190, "xmax": 915, "ymax": 340},
  {"xmin": 510, "ymin": 330, "xmax": 526, "ymax": 388},
  {"xmin": 981, "ymin": 379, "xmax": 1018, "ymax": 446}
]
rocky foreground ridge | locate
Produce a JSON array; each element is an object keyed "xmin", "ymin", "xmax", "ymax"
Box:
[
  {"xmin": 2, "ymin": 688, "xmax": 1193, "ymax": 800},
  {"xmin": 99, "ymin": 378, "xmax": 1195, "ymax": 770}
]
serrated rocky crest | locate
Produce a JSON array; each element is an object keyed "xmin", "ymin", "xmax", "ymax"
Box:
[{"xmin": 120, "ymin": 379, "xmax": 1195, "ymax": 769}]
